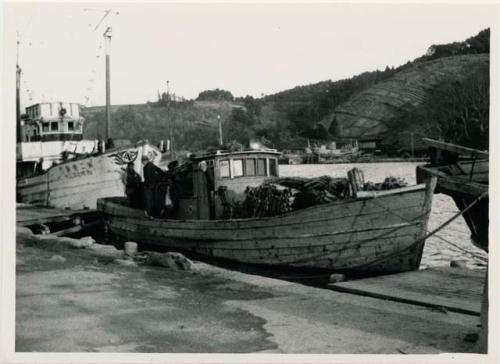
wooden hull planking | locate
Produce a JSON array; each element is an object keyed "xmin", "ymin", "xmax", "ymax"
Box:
[
  {"xmin": 18, "ymin": 152, "xmax": 126, "ymax": 210},
  {"xmin": 98, "ymin": 179, "xmax": 436, "ymax": 274}
]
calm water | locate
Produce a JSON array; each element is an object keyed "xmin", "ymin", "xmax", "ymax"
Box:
[{"xmin": 280, "ymin": 162, "xmax": 488, "ymax": 271}]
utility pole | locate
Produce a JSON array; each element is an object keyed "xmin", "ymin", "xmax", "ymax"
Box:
[
  {"xmin": 16, "ymin": 32, "xmax": 22, "ymax": 142},
  {"xmin": 104, "ymin": 26, "xmax": 112, "ymax": 142},
  {"xmin": 218, "ymin": 115, "xmax": 223, "ymax": 146},
  {"xmin": 167, "ymin": 80, "xmax": 175, "ymax": 159},
  {"xmin": 410, "ymin": 132, "xmax": 415, "ymax": 158}
]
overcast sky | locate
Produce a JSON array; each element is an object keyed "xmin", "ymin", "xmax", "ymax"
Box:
[{"xmin": 4, "ymin": 2, "xmax": 496, "ymax": 107}]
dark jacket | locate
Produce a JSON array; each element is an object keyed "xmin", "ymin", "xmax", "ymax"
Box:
[{"xmin": 143, "ymin": 161, "xmax": 168, "ymax": 186}]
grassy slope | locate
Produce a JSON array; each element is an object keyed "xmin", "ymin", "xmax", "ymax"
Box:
[
  {"xmin": 81, "ymin": 101, "xmax": 242, "ymax": 150},
  {"xmin": 81, "ymin": 56, "xmax": 489, "ymax": 151},
  {"xmin": 321, "ymin": 54, "xmax": 489, "ymax": 141}
]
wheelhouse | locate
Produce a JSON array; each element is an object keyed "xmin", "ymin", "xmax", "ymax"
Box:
[
  {"xmin": 22, "ymin": 102, "xmax": 84, "ymax": 142},
  {"xmin": 173, "ymin": 148, "xmax": 281, "ymax": 220}
]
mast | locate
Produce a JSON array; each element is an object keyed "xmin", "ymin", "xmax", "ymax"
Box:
[
  {"xmin": 16, "ymin": 32, "xmax": 22, "ymax": 142},
  {"xmin": 167, "ymin": 80, "xmax": 175, "ymax": 159},
  {"xmin": 218, "ymin": 115, "xmax": 223, "ymax": 145},
  {"xmin": 103, "ymin": 26, "xmax": 112, "ymax": 141}
]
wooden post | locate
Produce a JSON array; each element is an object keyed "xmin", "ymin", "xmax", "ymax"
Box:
[
  {"xmin": 104, "ymin": 27, "xmax": 112, "ymax": 141},
  {"xmin": 348, "ymin": 168, "xmax": 365, "ymax": 197},
  {"xmin": 218, "ymin": 115, "xmax": 223, "ymax": 146},
  {"xmin": 477, "ymin": 269, "xmax": 488, "ymax": 353},
  {"xmin": 16, "ymin": 34, "xmax": 22, "ymax": 142}
]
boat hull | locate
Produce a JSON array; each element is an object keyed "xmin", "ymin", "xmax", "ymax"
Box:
[
  {"xmin": 98, "ymin": 179, "xmax": 436, "ymax": 274},
  {"xmin": 417, "ymin": 162, "xmax": 488, "ymax": 251},
  {"xmin": 17, "ymin": 144, "xmax": 160, "ymax": 210}
]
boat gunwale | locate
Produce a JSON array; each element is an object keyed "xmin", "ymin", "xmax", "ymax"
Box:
[
  {"xmin": 98, "ymin": 182, "xmax": 428, "ymax": 225},
  {"xmin": 17, "ymin": 142, "xmax": 147, "ymax": 179}
]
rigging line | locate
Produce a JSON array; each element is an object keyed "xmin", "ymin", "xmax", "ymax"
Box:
[
  {"xmin": 93, "ymin": 9, "xmax": 111, "ymax": 31},
  {"xmin": 433, "ymin": 233, "xmax": 488, "ymax": 263},
  {"xmin": 469, "ymin": 157, "xmax": 477, "ymax": 182},
  {"xmin": 411, "ymin": 190, "xmax": 487, "ymax": 244},
  {"xmin": 369, "ymin": 195, "xmax": 429, "ymax": 224},
  {"xmin": 369, "ymin": 189, "xmax": 487, "ymax": 251},
  {"xmin": 295, "ymin": 189, "xmax": 489, "ymax": 269},
  {"xmin": 359, "ymin": 190, "xmax": 489, "ymax": 268}
]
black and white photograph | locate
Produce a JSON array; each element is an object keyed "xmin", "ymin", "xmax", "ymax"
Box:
[{"xmin": 1, "ymin": 1, "xmax": 497, "ymax": 362}]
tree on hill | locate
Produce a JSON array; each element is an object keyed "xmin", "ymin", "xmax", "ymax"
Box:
[
  {"xmin": 385, "ymin": 61, "xmax": 489, "ymax": 151},
  {"xmin": 267, "ymin": 67, "xmax": 398, "ymax": 139},
  {"xmin": 408, "ymin": 28, "xmax": 489, "ymax": 66},
  {"xmin": 422, "ymin": 65, "xmax": 489, "ymax": 150},
  {"xmin": 235, "ymin": 95, "xmax": 262, "ymax": 117},
  {"xmin": 81, "ymin": 29, "xmax": 490, "ymax": 152},
  {"xmin": 196, "ymin": 89, "xmax": 234, "ymax": 102}
]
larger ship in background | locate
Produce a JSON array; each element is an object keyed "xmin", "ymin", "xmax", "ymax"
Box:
[
  {"xmin": 15, "ymin": 23, "xmax": 161, "ymax": 210},
  {"xmin": 17, "ymin": 101, "xmax": 94, "ymax": 174}
]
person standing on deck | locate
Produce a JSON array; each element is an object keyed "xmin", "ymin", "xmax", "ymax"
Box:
[
  {"xmin": 35, "ymin": 157, "xmax": 44, "ymax": 175},
  {"xmin": 142, "ymin": 155, "xmax": 169, "ymax": 217},
  {"xmin": 124, "ymin": 162, "xmax": 144, "ymax": 209}
]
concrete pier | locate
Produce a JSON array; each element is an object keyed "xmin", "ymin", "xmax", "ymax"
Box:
[{"xmin": 15, "ymin": 227, "xmax": 483, "ymax": 354}]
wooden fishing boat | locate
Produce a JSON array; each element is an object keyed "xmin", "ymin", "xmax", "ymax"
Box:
[
  {"xmin": 416, "ymin": 138, "xmax": 488, "ymax": 251},
  {"xmin": 17, "ymin": 143, "xmax": 159, "ymax": 210},
  {"xmin": 16, "ymin": 102, "xmax": 161, "ymax": 210},
  {"xmin": 98, "ymin": 147, "xmax": 437, "ymax": 275}
]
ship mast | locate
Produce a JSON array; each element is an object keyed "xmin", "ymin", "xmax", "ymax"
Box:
[
  {"xmin": 166, "ymin": 80, "xmax": 175, "ymax": 160},
  {"xmin": 84, "ymin": 8, "xmax": 117, "ymax": 143},
  {"xmin": 16, "ymin": 32, "xmax": 22, "ymax": 142},
  {"xmin": 103, "ymin": 26, "xmax": 112, "ymax": 142}
]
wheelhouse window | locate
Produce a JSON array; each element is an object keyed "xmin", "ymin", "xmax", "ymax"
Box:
[
  {"xmin": 269, "ymin": 158, "xmax": 278, "ymax": 176},
  {"xmin": 256, "ymin": 158, "xmax": 267, "ymax": 176},
  {"xmin": 232, "ymin": 159, "xmax": 244, "ymax": 177},
  {"xmin": 219, "ymin": 159, "xmax": 230, "ymax": 178},
  {"xmin": 68, "ymin": 121, "xmax": 74, "ymax": 131},
  {"xmin": 42, "ymin": 122, "xmax": 49, "ymax": 132},
  {"xmin": 51, "ymin": 122, "xmax": 59, "ymax": 132},
  {"xmin": 245, "ymin": 158, "xmax": 256, "ymax": 176}
]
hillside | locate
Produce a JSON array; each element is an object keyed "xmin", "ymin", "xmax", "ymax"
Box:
[
  {"xmin": 320, "ymin": 54, "xmax": 489, "ymax": 141},
  {"xmin": 81, "ymin": 29, "xmax": 490, "ymax": 152},
  {"xmin": 81, "ymin": 101, "xmax": 244, "ymax": 151}
]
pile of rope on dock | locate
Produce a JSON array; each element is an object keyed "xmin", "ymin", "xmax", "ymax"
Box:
[{"xmin": 217, "ymin": 168, "xmax": 408, "ymax": 219}]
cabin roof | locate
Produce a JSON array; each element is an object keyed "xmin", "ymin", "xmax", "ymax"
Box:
[
  {"xmin": 190, "ymin": 148, "xmax": 281, "ymax": 161},
  {"xmin": 26, "ymin": 102, "xmax": 81, "ymax": 108}
]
